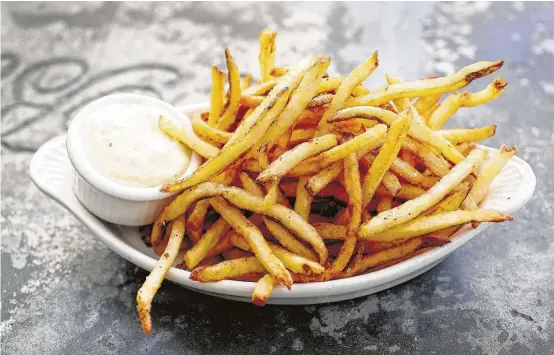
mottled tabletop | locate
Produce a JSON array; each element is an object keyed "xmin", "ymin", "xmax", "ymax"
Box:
[{"xmin": 2, "ymin": 2, "xmax": 553, "ymax": 354}]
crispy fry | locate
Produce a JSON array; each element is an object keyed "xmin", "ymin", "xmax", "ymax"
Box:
[
  {"xmin": 307, "ymin": 93, "xmax": 334, "ymax": 109},
  {"xmin": 218, "ymin": 49, "xmax": 242, "ymax": 131},
  {"xmin": 305, "ymin": 162, "xmax": 342, "ymax": 196},
  {"xmin": 357, "ymin": 237, "xmax": 424, "ymax": 274},
  {"xmin": 348, "ymin": 60, "xmax": 503, "ymax": 107},
  {"xmin": 252, "ymin": 274, "xmax": 277, "ymax": 306},
  {"xmin": 365, "ymin": 209, "xmax": 512, "ymax": 242},
  {"xmin": 316, "ymin": 51, "xmax": 379, "ymax": 134},
  {"xmin": 325, "ymin": 152, "xmax": 362, "ymax": 278},
  {"xmin": 469, "ymin": 145, "xmax": 517, "ymax": 204},
  {"xmin": 259, "ymin": 29, "xmax": 277, "ymax": 82},
  {"xmin": 192, "ymin": 112, "xmax": 232, "ymax": 144},
  {"xmin": 362, "ymin": 111, "xmax": 411, "ymax": 208},
  {"xmin": 191, "ymin": 256, "xmax": 266, "ymax": 282},
  {"xmin": 359, "ymin": 149, "xmax": 487, "ymax": 237},
  {"xmin": 210, "ymin": 197, "xmax": 292, "ymax": 287},
  {"xmin": 257, "ymin": 134, "xmax": 337, "ymax": 183},
  {"xmin": 427, "ymin": 76, "xmax": 507, "ymax": 130},
  {"xmin": 184, "ymin": 217, "xmax": 232, "ymax": 269},
  {"xmin": 159, "ymin": 115, "xmax": 219, "ymax": 159},
  {"xmin": 137, "ymin": 214, "xmax": 186, "ymax": 335},
  {"xmin": 439, "ymin": 125, "xmax": 497, "ymax": 145},
  {"xmin": 271, "ymin": 66, "xmax": 289, "ymax": 77},
  {"xmin": 186, "ymin": 200, "xmax": 211, "ymax": 243},
  {"xmin": 376, "ymin": 183, "xmax": 426, "ymax": 200},
  {"xmin": 208, "ymin": 66, "xmax": 226, "ymax": 126}
]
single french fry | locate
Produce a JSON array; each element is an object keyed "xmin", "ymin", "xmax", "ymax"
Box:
[
  {"xmin": 325, "ymin": 152, "xmax": 362, "ymax": 278},
  {"xmin": 377, "ymin": 196, "xmax": 393, "ymax": 213},
  {"xmin": 186, "ymin": 200, "xmax": 211, "ymax": 244},
  {"xmin": 413, "ymin": 94, "xmax": 441, "ymax": 117},
  {"xmin": 259, "ymin": 29, "xmax": 277, "ymax": 82},
  {"xmin": 159, "ymin": 115, "xmax": 219, "ymax": 159},
  {"xmin": 191, "ymin": 256, "xmax": 266, "ymax": 282},
  {"xmin": 218, "ymin": 49, "xmax": 242, "ymax": 131},
  {"xmin": 192, "ymin": 112, "xmax": 232, "ymax": 144},
  {"xmin": 439, "ymin": 125, "xmax": 496, "ymax": 145},
  {"xmin": 357, "ymin": 237, "xmax": 424, "ymax": 274},
  {"xmin": 294, "ymin": 176, "xmax": 312, "ymax": 220},
  {"xmin": 257, "ymin": 134, "xmax": 337, "ymax": 183},
  {"xmin": 137, "ymin": 214, "xmax": 186, "ymax": 335},
  {"xmin": 469, "ymin": 145, "xmax": 517, "ymax": 204},
  {"xmin": 252, "ymin": 274, "xmax": 277, "ymax": 306},
  {"xmin": 362, "ymin": 110, "xmax": 411, "ymax": 208},
  {"xmin": 427, "ymin": 76, "xmax": 507, "ymax": 130},
  {"xmin": 208, "ymin": 66, "xmax": 226, "ymax": 126},
  {"xmin": 184, "ymin": 217, "xmax": 232, "ymax": 269},
  {"xmin": 348, "ymin": 60, "xmax": 503, "ymax": 107},
  {"xmin": 359, "ymin": 149, "xmax": 487, "ymax": 237},
  {"xmin": 364, "ymin": 209, "xmax": 512, "ymax": 242}
]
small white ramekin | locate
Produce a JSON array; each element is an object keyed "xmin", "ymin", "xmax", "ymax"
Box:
[{"xmin": 66, "ymin": 93, "xmax": 202, "ymax": 226}]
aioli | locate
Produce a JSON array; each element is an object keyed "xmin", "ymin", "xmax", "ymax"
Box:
[{"xmin": 82, "ymin": 102, "xmax": 190, "ymax": 188}]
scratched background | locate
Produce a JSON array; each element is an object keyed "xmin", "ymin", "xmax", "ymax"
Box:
[{"xmin": 1, "ymin": 2, "xmax": 554, "ymax": 354}]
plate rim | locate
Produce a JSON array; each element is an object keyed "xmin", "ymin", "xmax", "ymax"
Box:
[{"xmin": 29, "ymin": 104, "xmax": 537, "ymax": 300}]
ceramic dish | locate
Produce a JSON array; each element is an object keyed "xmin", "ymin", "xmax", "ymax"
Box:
[{"xmin": 29, "ymin": 103, "xmax": 536, "ymax": 305}]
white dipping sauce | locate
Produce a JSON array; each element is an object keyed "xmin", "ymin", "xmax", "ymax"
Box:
[{"xmin": 82, "ymin": 102, "xmax": 190, "ymax": 188}]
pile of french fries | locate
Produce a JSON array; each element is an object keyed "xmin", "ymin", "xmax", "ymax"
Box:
[{"xmin": 137, "ymin": 29, "xmax": 516, "ymax": 334}]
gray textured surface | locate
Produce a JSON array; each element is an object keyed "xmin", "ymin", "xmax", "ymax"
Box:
[{"xmin": 2, "ymin": 2, "xmax": 554, "ymax": 354}]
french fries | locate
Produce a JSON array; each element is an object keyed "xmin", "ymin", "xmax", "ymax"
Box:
[
  {"xmin": 209, "ymin": 66, "xmax": 226, "ymax": 126},
  {"xmin": 347, "ymin": 60, "xmax": 503, "ymax": 107},
  {"xmin": 137, "ymin": 214, "xmax": 186, "ymax": 335},
  {"xmin": 138, "ymin": 29, "xmax": 516, "ymax": 334},
  {"xmin": 159, "ymin": 115, "xmax": 219, "ymax": 159},
  {"xmin": 361, "ymin": 110, "xmax": 411, "ymax": 208},
  {"xmin": 218, "ymin": 49, "xmax": 242, "ymax": 131},
  {"xmin": 359, "ymin": 149, "xmax": 487, "ymax": 237},
  {"xmin": 259, "ymin": 29, "xmax": 277, "ymax": 82},
  {"xmin": 427, "ymin": 77, "xmax": 507, "ymax": 130}
]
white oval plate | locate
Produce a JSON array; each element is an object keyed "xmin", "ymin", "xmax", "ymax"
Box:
[{"xmin": 29, "ymin": 104, "xmax": 536, "ymax": 305}]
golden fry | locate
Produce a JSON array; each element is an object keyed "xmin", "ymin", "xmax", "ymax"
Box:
[
  {"xmin": 362, "ymin": 111, "xmax": 411, "ymax": 208},
  {"xmin": 191, "ymin": 256, "xmax": 266, "ymax": 282},
  {"xmin": 259, "ymin": 29, "xmax": 277, "ymax": 82},
  {"xmin": 218, "ymin": 49, "xmax": 242, "ymax": 131},
  {"xmin": 209, "ymin": 66, "xmax": 226, "ymax": 126},
  {"xmin": 427, "ymin": 76, "xmax": 507, "ymax": 130},
  {"xmin": 159, "ymin": 115, "xmax": 219, "ymax": 159},
  {"xmin": 137, "ymin": 214, "xmax": 186, "ymax": 335},
  {"xmin": 439, "ymin": 125, "xmax": 497, "ymax": 145},
  {"xmin": 252, "ymin": 274, "xmax": 276, "ymax": 306},
  {"xmin": 348, "ymin": 60, "xmax": 503, "ymax": 107},
  {"xmin": 192, "ymin": 112, "xmax": 232, "ymax": 144}
]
